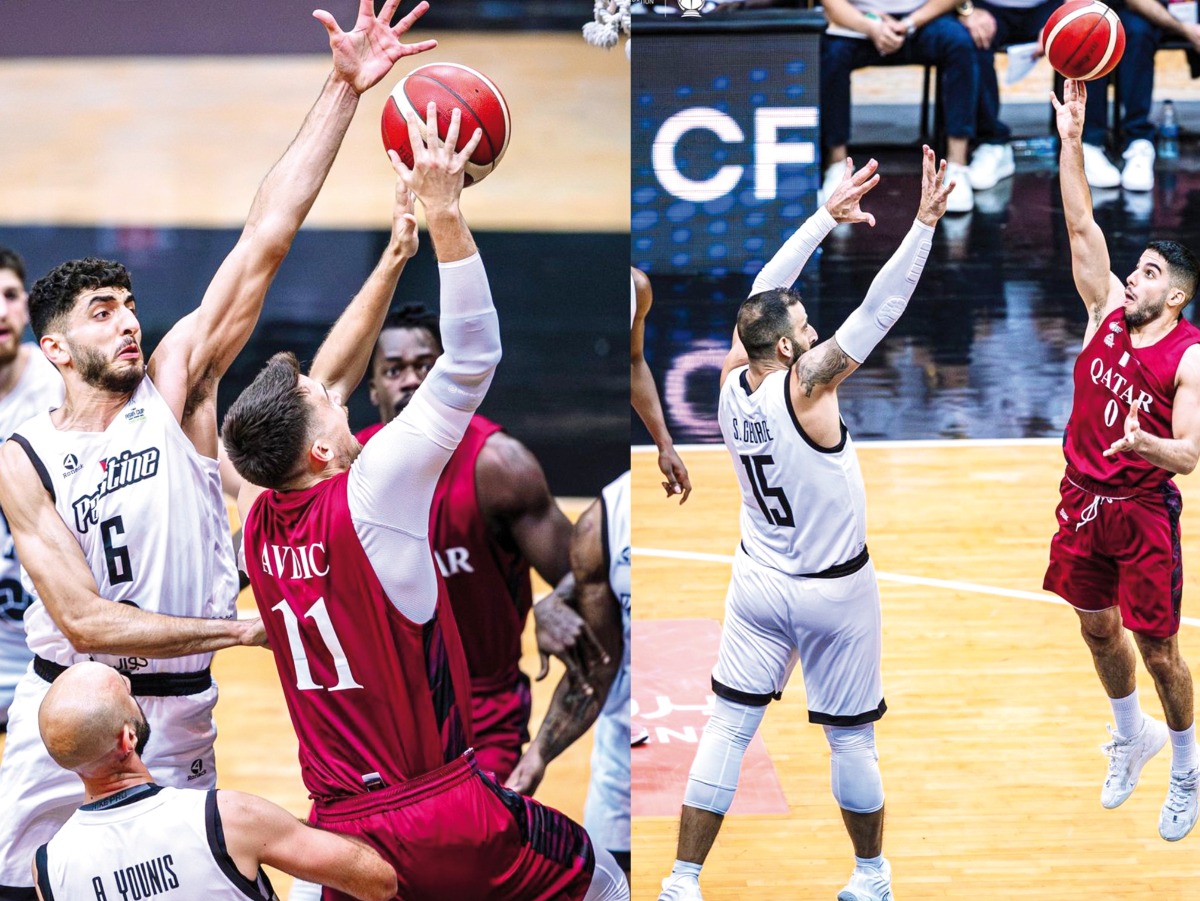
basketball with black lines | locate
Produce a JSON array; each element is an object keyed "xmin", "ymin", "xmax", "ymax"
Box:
[
  {"xmin": 381, "ymin": 63, "xmax": 511, "ymax": 187},
  {"xmin": 1041, "ymin": 0, "xmax": 1125, "ymax": 81}
]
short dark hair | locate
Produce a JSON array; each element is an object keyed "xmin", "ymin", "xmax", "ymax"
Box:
[
  {"xmin": 378, "ymin": 304, "xmax": 442, "ymax": 353},
  {"xmin": 221, "ymin": 353, "xmax": 313, "ymax": 490},
  {"xmin": 0, "ymin": 248, "xmax": 26, "ymax": 284},
  {"xmin": 1147, "ymin": 240, "xmax": 1200, "ymax": 304},
  {"xmin": 28, "ymin": 258, "xmax": 132, "ymax": 339},
  {"xmin": 737, "ymin": 288, "xmax": 804, "ymax": 363}
]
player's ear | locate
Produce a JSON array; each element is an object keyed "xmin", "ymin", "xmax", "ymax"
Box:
[
  {"xmin": 40, "ymin": 333, "xmax": 70, "ymax": 368},
  {"xmin": 310, "ymin": 438, "xmax": 336, "ymax": 467},
  {"xmin": 368, "ymin": 380, "xmax": 378, "ymax": 407}
]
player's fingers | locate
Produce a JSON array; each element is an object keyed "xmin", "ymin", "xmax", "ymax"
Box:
[
  {"xmin": 443, "ymin": 107, "xmax": 463, "ymax": 155},
  {"xmin": 865, "ymin": 212, "xmax": 877, "ymax": 227},
  {"xmin": 1129, "ymin": 399, "xmax": 1141, "ymax": 420},
  {"xmin": 424, "ymin": 101, "xmax": 440, "ymax": 150},
  {"xmin": 853, "ymin": 158, "xmax": 878, "ymax": 185},
  {"xmin": 400, "ymin": 39, "xmax": 439, "ymax": 55},
  {"xmin": 378, "ymin": 0, "xmax": 403, "ymax": 25},
  {"xmin": 393, "ymin": 0, "xmax": 431, "ymax": 34},
  {"xmin": 403, "ymin": 110, "xmax": 425, "ymax": 161},
  {"xmin": 312, "ymin": 9, "xmax": 339, "ymax": 37},
  {"xmin": 855, "ymin": 173, "xmax": 881, "ymax": 195},
  {"xmin": 578, "ymin": 621, "xmax": 610, "ymax": 666},
  {"xmin": 458, "ymin": 127, "xmax": 484, "ymax": 164}
]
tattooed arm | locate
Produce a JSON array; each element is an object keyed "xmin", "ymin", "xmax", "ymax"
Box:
[{"xmin": 505, "ymin": 498, "xmax": 622, "ymax": 796}]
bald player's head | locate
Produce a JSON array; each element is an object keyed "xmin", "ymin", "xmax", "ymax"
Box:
[{"xmin": 38, "ymin": 662, "xmax": 151, "ymax": 776}]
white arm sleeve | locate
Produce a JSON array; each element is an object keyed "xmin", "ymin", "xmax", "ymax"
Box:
[
  {"xmin": 834, "ymin": 218, "xmax": 934, "ymax": 364},
  {"xmin": 347, "ymin": 253, "xmax": 501, "ymax": 623},
  {"xmin": 750, "ymin": 206, "xmax": 837, "ymax": 296}
]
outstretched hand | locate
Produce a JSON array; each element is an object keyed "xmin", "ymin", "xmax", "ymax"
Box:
[
  {"xmin": 658, "ymin": 446, "xmax": 692, "ymax": 503},
  {"xmin": 1050, "ymin": 78, "xmax": 1087, "ymax": 144},
  {"xmin": 389, "ymin": 180, "xmax": 419, "ymax": 259},
  {"xmin": 824, "ymin": 157, "xmax": 880, "ymax": 227},
  {"xmin": 388, "ymin": 102, "xmax": 484, "ymax": 213},
  {"xmin": 916, "ymin": 144, "xmax": 954, "ymax": 227},
  {"xmin": 1103, "ymin": 400, "xmax": 1144, "ymax": 458},
  {"xmin": 314, "ymin": 0, "xmax": 438, "ymax": 95}
]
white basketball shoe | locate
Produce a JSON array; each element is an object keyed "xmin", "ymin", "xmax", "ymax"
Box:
[
  {"xmin": 659, "ymin": 874, "xmax": 704, "ymax": 901},
  {"xmin": 1101, "ymin": 716, "xmax": 1168, "ymax": 809},
  {"xmin": 837, "ymin": 858, "xmax": 894, "ymax": 901},
  {"xmin": 1160, "ymin": 765, "xmax": 1200, "ymax": 841}
]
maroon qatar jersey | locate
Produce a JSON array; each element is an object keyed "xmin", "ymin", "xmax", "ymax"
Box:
[
  {"xmin": 357, "ymin": 415, "xmax": 534, "ymax": 692},
  {"xmin": 244, "ymin": 472, "xmax": 473, "ymax": 801},
  {"xmin": 1065, "ymin": 308, "xmax": 1200, "ymax": 491}
]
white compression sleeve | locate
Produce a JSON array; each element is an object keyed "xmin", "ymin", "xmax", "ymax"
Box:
[
  {"xmin": 750, "ymin": 206, "xmax": 837, "ymax": 295},
  {"xmin": 348, "ymin": 253, "xmax": 501, "ymax": 624},
  {"xmin": 833, "ymin": 218, "xmax": 933, "ymax": 364}
]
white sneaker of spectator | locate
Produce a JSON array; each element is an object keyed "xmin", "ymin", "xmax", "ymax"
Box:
[
  {"xmin": 1082, "ymin": 142, "xmax": 1121, "ymax": 189},
  {"xmin": 945, "ymin": 162, "xmax": 974, "ymax": 213},
  {"xmin": 1121, "ymin": 138, "xmax": 1156, "ymax": 192},
  {"xmin": 817, "ymin": 162, "xmax": 843, "ymax": 206},
  {"xmin": 967, "ymin": 143, "xmax": 1015, "ymax": 191}
]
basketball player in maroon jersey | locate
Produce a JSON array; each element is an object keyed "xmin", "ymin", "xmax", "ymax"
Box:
[
  {"xmin": 222, "ymin": 105, "xmax": 628, "ymax": 901},
  {"xmin": 356, "ymin": 299, "xmax": 598, "ymax": 786},
  {"xmin": 1048, "ymin": 79, "xmax": 1200, "ymax": 841}
]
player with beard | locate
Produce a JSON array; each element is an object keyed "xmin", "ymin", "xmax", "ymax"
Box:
[
  {"xmin": 31, "ymin": 662, "xmax": 399, "ymax": 901},
  {"xmin": 0, "ymin": 3, "xmax": 438, "ymax": 896},
  {"xmin": 1046, "ymin": 80, "xmax": 1200, "ymax": 842},
  {"xmin": 0, "ymin": 249, "xmax": 63, "ymax": 731},
  {"xmin": 354, "ymin": 310, "xmax": 597, "ymax": 783}
]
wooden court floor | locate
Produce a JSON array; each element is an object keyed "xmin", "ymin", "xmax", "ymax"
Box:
[{"xmin": 633, "ymin": 443, "xmax": 1200, "ymax": 900}]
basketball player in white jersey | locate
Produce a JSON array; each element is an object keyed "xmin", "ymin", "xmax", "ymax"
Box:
[
  {"xmin": 0, "ymin": 4, "xmax": 438, "ymax": 896},
  {"xmin": 0, "ymin": 249, "xmax": 64, "ymax": 731},
  {"xmin": 507, "ymin": 472, "xmax": 631, "ymax": 883},
  {"xmin": 32, "ymin": 661, "xmax": 398, "ymax": 901},
  {"xmin": 657, "ymin": 148, "xmax": 953, "ymax": 901},
  {"xmin": 632, "ymin": 269, "xmax": 690, "ymax": 503}
]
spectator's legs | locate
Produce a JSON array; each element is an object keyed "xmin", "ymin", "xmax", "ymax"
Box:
[
  {"xmin": 820, "ymin": 34, "xmax": 883, "ymax": 165},
  {"xmin": 1113, "ymin": 8, "xmax": 1162, "ymax": 151},
  {"xmin": 909, "ymin": 15, "xmax": 977, "ymax": 164}
]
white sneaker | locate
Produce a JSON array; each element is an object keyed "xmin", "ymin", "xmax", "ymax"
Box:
[
  {"xmin": 1121, "ymin": 138, "xmax": 1156, "ymax": 192},
  {"xmin": 1160, "ymin": 765, "xmax": 1200, "ymax": 841},
  {"xmin": 837, "ymin": 858, "xmax": 894, "ymax": 901},
  {"xmin": 944, "ymin": 162, "xmax": 974, "ymax": 213},
  {"xmin": 817, "ymin": 162, "xmax": 843, "ymax": 206},
  {"xmin": 1082, "ymin": 142, "xmax": 1122, "ymax": 189},
  {"xmin": 659, "ymin": 874, "xmax": 703, "ymax": 901},
  {"xmin": 1101, "ymin": 716, "xmax": 1168, "ymax": 809},
  {"xmin": 967, "ymin": 143, "xmax": 1015, "ymax": 191}
]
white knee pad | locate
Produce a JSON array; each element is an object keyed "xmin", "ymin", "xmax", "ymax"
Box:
[
  {"xmin": 583, "ymin": 846, "xmax": 630, "ymax": 901},
  {"xmin": 682, "ymin": 695, "xmax": 767, "ymax": 815},
  {"xmin": 825, "ymin": 723, "xmax": 884, "ymax": 814}
]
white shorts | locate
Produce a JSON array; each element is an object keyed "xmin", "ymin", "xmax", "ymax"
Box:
[
  {"xmin": 712, "ymin": 547, "xmax": 885, "ymax": 725},
  {"xmin": 584, "ymin": 660, "xmax": 631, "ymax": 854},
  {"xmin": 0, "ymin": 626, "xmax": 31, "ymax": 729},
  {"xmin": 0, "ymin": 669, "xmax": 219, "ymax": 888}
]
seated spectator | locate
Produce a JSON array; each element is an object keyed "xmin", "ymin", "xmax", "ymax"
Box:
[
  {"xmin": 964, "ymin": 0, "xmax": 1123, "ymax": 191},
  {"xmin": 821, "ymin": 0, "xmax": 978, "ymax": 211},
  {"xmin": 1083, "ymin": 0, "xmax": 1200, "ymax": 192}
]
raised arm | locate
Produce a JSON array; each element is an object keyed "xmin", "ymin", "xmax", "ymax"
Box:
[
  {"xmin": 217, "ymin": 790, "xmax": 397, "ymax": 901},
  {"xmin": 1051, "ymin": 79, "xmax": 1123, "ymax": 335},
  {"xmin": 505, "ymin": 498, "xmax": 623, "ymax": 795},
  {"xmin": 476, "ymin": 432, "xmax": 573, "ymax": 584},
  {"xmin": 791, "ymin": 145, "xmax": 948, "ymax": 414},
  {"xmin": 347, "ymin": 104, "xmax": 497, "ymax": 624},
  {"xmin": 0, "ymin": 441, "xmax": 263, "ymax": 657},
  {"xmin": 149, "ymin": 0, "xmax": 437, "ymax": 442},
  {"xmin": 631, "ymin": 268, "xmax": 691, "ymax": 502},
  {"xmin": 309, "ymin": 178, "xmax": 419, "ymax": 401}
]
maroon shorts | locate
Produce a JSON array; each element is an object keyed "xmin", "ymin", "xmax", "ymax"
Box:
[
  {"xmin": 1043, "ymin": 470, "xmax": 1184, "ymax": 638},
  {"xmin": 470, "ymin": 672, "xmax": 532, "ymax": 783},
  {"xmin": 312, "ymin": 750, "xmax": 593, "ymax": 901}
]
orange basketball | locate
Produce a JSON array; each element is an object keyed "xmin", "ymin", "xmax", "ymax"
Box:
[{"xmin": 1042, "ymin": 0, "xmax": 1125, "ymax": 81}]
